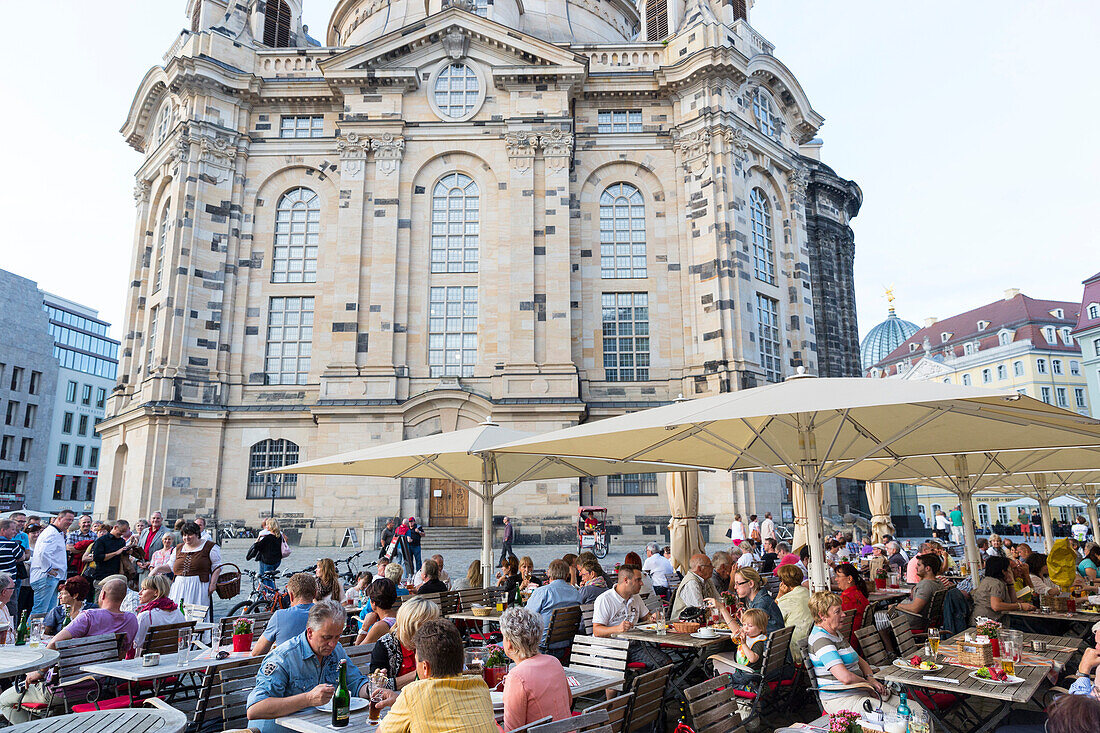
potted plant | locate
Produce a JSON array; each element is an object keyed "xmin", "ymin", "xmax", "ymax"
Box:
[
  {"xmin": 720, "ymin": 590, "xmax": 738, "ymax": 617},
  {"xmin": 232, "ymin": 617, "xmax": 254, "ymax": 652},
  {"xmin": 483, "ymin": 644, "xmax": 509, "ymax": 689},
  {"xmin": 976, "ymin": 618, "xmax": 1002, "ymax": 656},
  {"xmin": 828, "ymin": 710, "xmax": 861, "ymax": 733},
  {"xmin": 875, "ymin": 565, "xmax": 888, "ymax": 590}
]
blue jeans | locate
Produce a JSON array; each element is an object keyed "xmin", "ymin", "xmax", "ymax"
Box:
[
  {"xmin": 411, "ymin": 546, "xmax": 422, "ymax": 570},
  {"xmin": 259, "ymin": 561, "xmax": 280, "ymax": 593},
  {"xmin": 31, "ymin": 576, "xmax": 60, "ymax": 615}
]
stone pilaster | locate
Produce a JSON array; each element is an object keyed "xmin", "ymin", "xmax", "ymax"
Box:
[
  {"xmin": 504, "ymin": 130, "xmax": 538, "ymax": 367},
  {"xmin": 326, "ymin": 132, "xmax": 371, "ymax": 375},
  {"xmin": 363, "ymin": 133, "xmax": 405, "ymax": 377},
  {"xmin": 538, "ymin": 129, "xmax": 575, "ymax": 367}
]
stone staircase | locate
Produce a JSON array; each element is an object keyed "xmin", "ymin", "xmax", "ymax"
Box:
[{"xmin": 421, "ymin": 526, "xmax": 484, "ymax": 550}]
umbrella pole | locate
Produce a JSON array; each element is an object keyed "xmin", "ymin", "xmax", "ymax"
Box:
[
  {"xmin": 1086, "ymin": 485, "xmax": 1100, "ymax": 545},
  {"xmin": 957, "ymin": 488, "xmax": 983, "ymax": 580},
  {"xmin": 1037, "ymin": 490, "xmax": 1055, "ymax": 554},
  {"xmin": 800, "ymin": 479, "xmax": 828, "ymax": 592},
  {"xmin": 482, "ymin": 486, "xmax": 494, "ymax": 589}
]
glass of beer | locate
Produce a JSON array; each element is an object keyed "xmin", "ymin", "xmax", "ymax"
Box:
[
  {"xmin": 369, "ymin": 674, "xmax": 391, "ymax": 723},
  {"xmin": 1000, "ymin": 631, "xmax": 1021, "ymax": 676},
  {"xmin": 927, "ymin": 627, "xmax": 941, "ymax": 657}
]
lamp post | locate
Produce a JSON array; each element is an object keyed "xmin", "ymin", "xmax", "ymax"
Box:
[{"xmin": 268, "ymin": 480, "xmax": 278, "ymax": 520}]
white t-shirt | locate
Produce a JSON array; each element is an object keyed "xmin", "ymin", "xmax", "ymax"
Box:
[
  {"xmin": 1072, "ymin": 523, "xmax": 1089, "ymax": 542},
  {"xmin": 731, "ymin": 521, "xmax": 745, "ymax": 541},
  {"xmin": 737, "ymin": 553, "xmax": 754, "ymax": 568},
  {"xmin": 935, "ymin": 514, "xmax": 950, "ymax": 531},
  {"xmin": 748, "ymin": 520, "xmax": 760, "ymax": 537},
  {"xmin": 593, "ymin": 587, "xmax": 649, "ymax": 629},
  {"xmin": 642, "ymin": 554, "xmax": 675, "ymax": 587}
]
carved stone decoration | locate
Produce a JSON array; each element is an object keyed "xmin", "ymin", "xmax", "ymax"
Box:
[
  {"xmin": 786, "ymin": 166, "xmax": 810, "ymax": 206},
  {"xmin": 675, "ymin": 129, "xmax": 711, "ymax": 173},
  {"xmin": 133, "ymin": 180, "xmax": 151, "ymax": 205},
  {"xmin": 503, "ymin": 131, "xmax": 536, "ymax": 172},
  {"xmin": 741, "ymin": 81, "xmax": 760, "ymax": 108},
  {"xmin": 197, "ymin": 135, "xmax": 235, "ymax": 168},
  {"xmin": 372, "ymin": 133, "xmax": 405, "ymax": 177},
  {"xmin": 443, "ymin": 0, "xmax": 477, "ymax": 11},
  {"xmin": 338, "ymin": 132, "xmax": 370, "ymax": 180},
  {"xmin": 722, "ymin": 126, "xmax": 750, "ymax": 163},
  {"xmin": 538, "ymin": 129, "xmax": 574, "ymax": 172},
  {"xmin": 441, "ymin": 30, "xmax": 470, "ymax": 60}
]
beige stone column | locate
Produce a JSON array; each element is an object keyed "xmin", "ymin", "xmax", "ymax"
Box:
[
  {"xmin": 539, "ymin": 130, "xmax": 574, "ymax": 366},
  {"xmin": 363, "ymin": 133, "xmax": 405, "ymax": 378},
  {"xmin": 504, "ymin": 130, "xmax": 537, "ymax": 366},
  {"xmin": 327, "ymin": 132, "xmax": 371, "ymax": 374}
]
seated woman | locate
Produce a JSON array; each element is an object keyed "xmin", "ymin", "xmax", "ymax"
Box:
[
  {"xmin": 775, "ymin": 564, "xmax": 814, "ymax": 661},
  {"xmin": 518, "ymin": 556, "xmax": 540, "ymax": 593},
  {"xmin": 971, "ymin": 556, "xmax": 1034, "ymax": 626},
  {"xmin": 834, "ymin": 563, "xmax": 869, "ymax": 646},
  {"xmin": 315, "ymin": 559, "xmax": 344, "ymax": 603},
  {"xmin": 711, "ymin": 567, "xmax": 784, "ymax": 635},
  {"xmin": 345, "ymin": 571, "xmax": 373, "ymax": 605},
  {"xmin": 1026, "ymin": 553, "xmax": 1060, "ymax": 597},
  {"xmin": 369, "ymin": 596, "xmax": 441, "ymax": 690},
  {"xmin": 498, "ymin": 557, "xmax": 521, "ymax": 604},
  {"xmin": 133, "ymin": 574, "xmax": 186, "ymax": 654},
  {"xmin": 500, "ymin": 606, "xmax": 572, "ymax": 731},
  {"xmin": 452, "ymin": 560, "xmax": 482, "ymax": 591},
  {"xmin": 1078, "ymin": 544, "xmax": 1100, "ymax": 586},
  {"xmin": 42, "ymin": 575, "xmax": 94, "ymax": 635},
  {"xmin": 355, "ymin": 578, "xmax": 399, "ymax": 645},
  {"xmin": 807, "ymin": 591, "xmax": 912, "ymax": 716}
]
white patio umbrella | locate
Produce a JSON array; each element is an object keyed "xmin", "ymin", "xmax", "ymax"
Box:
[
  {"xmin": 495, "ymin": 373, "xmax": 1100, "ymax": 589},
  {"xmin": 977, "ymin": 473, "xmax": 1099, "ymax": 552},
  {"xmin": 265, "ymin": 420, "xmax": 691, "ymax": 586},
  {"xmin": 996, "ymin": 495, "xmax": 1086, "ymax": 509}
]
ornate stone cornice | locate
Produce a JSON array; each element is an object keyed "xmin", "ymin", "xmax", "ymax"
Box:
[
  {"xmin": 337, "ymin": 132, "xmax": 370, "ymax": 159},
  {"xmin": 538, "ymin": 130, "xmax": 574, "ymax": 171},
  {"xmin": 721, "ymin": 126, "xmax": 749, "ymax": 163},
  {"xmin": 503, "ymin": 131, "xmax": 537, "ymax": 172},
  {"xmin": 372, "ymin": 133, "xmax": 405, "ymax": 177}
]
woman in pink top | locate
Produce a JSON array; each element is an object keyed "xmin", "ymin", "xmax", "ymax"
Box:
[{"xmin": 500, "ymin": 607, "xmax": 572, "ymax": 731}]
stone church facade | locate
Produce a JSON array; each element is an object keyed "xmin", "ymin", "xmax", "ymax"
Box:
[{"xmin": 96, "ymin": 0, "xmax": 862, "ymax": 544}]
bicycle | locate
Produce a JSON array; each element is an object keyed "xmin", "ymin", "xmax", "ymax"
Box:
[
  {"xmin": 336, "ymin": 550, "xmax": 375, "ymax": 585},
  {"xmin": 226, "ymin": 569, "xmax": 292, "ymax": 616}
]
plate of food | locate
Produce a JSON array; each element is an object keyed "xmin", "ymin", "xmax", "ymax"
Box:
[
  {"xmin": 893, "ymin": 655, "xmax": 942, "ymax": 672},
  {"xmin": 970, "ymin": 667, "xmax": 1023, "ymax": 685},
  {"xmin": 315, "ymin": 697, "xmax": 370, "ymax": 713},
  {"xmin": 634, "ymin": 623, "xmax": 659, "ymax": 631}
]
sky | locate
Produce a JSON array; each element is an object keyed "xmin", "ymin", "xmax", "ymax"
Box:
[{"xmin": 1, "ymin": 1, "xmax": 1097, "ymax": 341}]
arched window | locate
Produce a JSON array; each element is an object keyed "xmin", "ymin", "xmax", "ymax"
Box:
[
  {"xmin": 263, "ymin": 0, "xmax": 293, "ymax": 47},
  {"xmin": 753, "ymin": 90, "xmax": 777, "ymax": 137},
  {"xmin": 247, "ymin": 439, "xmax": 299, "ymax": 499},
  {"xmin": 1036, "ymin": 358, "xmax": 1047, "ymax": 374},
  {"xmin": 749, "ymin": 188, "xmax": 775, "ymax": 285},
  {"xmin": 272, "ymin": 188, "xmax": 319, "ymax": 283},
  {"xmin": 1013, "ymin": 360, "xmax": 1024, "ymax": 376},
  {"xmin": 154, "ymin": 101, "xmax": 174, "ymax": 146},
  {"xmin": 433, "ymin": 64, "xmax": 480, "ymax": 119},
  {"xmin": 962, "ymin": 374, "xmax": 971, "ymax": 386},
  {"xmin": 153, "ymin": 200, "xmax": 170, "ymax": 294},
  {"xmin": 599, "ymin": 183, "xmax": 646, "ymax": 279},
  {"xmin": 996, "ymin": 364, "xmax": 1007, "ymax": 380},
  {"xmin": 431, "ymin": 173, "xmax": 479, "ymax": 273}
]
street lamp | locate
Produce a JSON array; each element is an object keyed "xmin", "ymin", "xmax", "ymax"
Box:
[{"xmin": 268, "ymin": 480, "xmax": 279, "ymax": 521}]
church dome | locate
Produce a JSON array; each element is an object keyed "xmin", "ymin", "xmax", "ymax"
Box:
[{"xmin": 860, "ymin": 306, "xmax": 919, "ymax": 371}]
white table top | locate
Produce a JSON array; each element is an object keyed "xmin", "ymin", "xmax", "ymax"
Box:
[
  {"xmin": 0, "ymin": 646, "xmax": 60, "ymax": 678},
  {"xmin": 5, "ymin": 707, "xmax": 187, "ymax": 733},
  {"xmin": 80, "ymin": 649, "xmax": 252, "ymax": 682}
]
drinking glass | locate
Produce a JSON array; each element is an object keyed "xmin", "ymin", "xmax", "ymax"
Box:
[
  {"xmin": 908, "ymin": 708, "xmax": 932, "ymax": 733},
  {"xmin": 1000, "ymin": 630, "xmax": 1022, "ymax": 676},
  {"xmin": 369, "ymin": 677, "xmax": 392, "ymax": 723},
  {"xmin": 29, "ymin": 620, "xmax": 44, "ymax": 648},
  {"xmin": 927, "ymin": 627, "xmax": 941, "ymax": 658},
  {"xmin": 654, "ymin": 606, "xmax": 667, "ymax": 636},
  {"xmin": 177, "ymin": 628, "xmax": 193, "ymax": 663}
]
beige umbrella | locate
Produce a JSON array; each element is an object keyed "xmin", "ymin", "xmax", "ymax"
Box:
[
  {"xmin": 792, "ymin": 485, "xmax": 807, "ymax": 551},
  {"xmin": 266, "ymin": 420, "xmax": 690, "ymax": 586},
  {"xmin": 973, "ymin": 471, "xmax": 1100, "ymax": 552},
  {"xmin": 667, "ymin": 471, "xmax": 705, "ymax": 573},
  {"xmin": 496, "ymin": 374, "xmax": 1100, "ymax": 589},
  {"xmin": 865, "ymin": 481, "xmax": 894, "ymax": 543}
]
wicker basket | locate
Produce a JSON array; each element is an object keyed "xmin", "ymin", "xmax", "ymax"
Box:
[
  {"xmin": 957, "ymin": 638, "xmax": 994, "ymax": 668},
  {"xmin": 471, "ymin": 606, "xmax": 492, "ymax": 617},
  {"xmin": 215, "ymin": 563, "xmax": 242, "ymax": 600},
  {"xmin": 1044, "ymin": 595, "xmax": 1069, "ymax": 612},
  {"xmin": 671, "ymin": 621, "xmax": 701, "ymax": 634}
]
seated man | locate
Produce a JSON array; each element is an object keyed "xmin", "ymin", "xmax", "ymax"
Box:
[
  {"xmin": 247, "ymin": 600, "xmax": 369, "ymax": 733},
  {"xmin": 895, "ymin": 553, "xmax": 942, "ymax": 627},
  {"xmin": 414, "ymin": 560, "xmax": 448, "ymax": 595},
  {"xmin": 0, "ymin": 578, "xmax": 138, "ymax": 723},
  {"xmin": 582, "ymin": 511, "xmax": 598, "ymax": 535},
  {"xmin": 642, "ymin": 543, "xmax": 675, "ymax": 596},
  {"xmin": 671, "ymin": 554, "xmax": 719, "ymax": 621},
  {"xmin": 525, "ymin": 559, "xmax": 582, "ymax": 646},
  {"xmin": 593, "ymin": 565, "xmax": 671, "ymax": 669},
  {"xmin": 577, "ymin": 559, "xmax": 608, "ymax": 604},
  {"xmin": 378, "ymin": 618, "xmax": 496, "ymax": 733},
  {"xmin": 252, "ymin": 573, "xmax": 318, "ymax": 657}
]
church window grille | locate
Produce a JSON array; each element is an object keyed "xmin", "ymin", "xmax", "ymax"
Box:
[
  {"xmin": 602, "ymin": 292, "xmax": 650, "ymax": 382},
  {"xmin": 431, "ymin": 173, "xmax": 479, "ymax": 273},
  {"xmin": 263, "ymin": 0, "xmax": 293, "ymax": 47},
  {"xmin": 750, "ymin": 188, "xmax": 776, "ymax": 285},
  {"xmin": 265, "ymin": 297, "xmax": 314, "ymax": 385},
  {"xmin": 644, "ymin": 0, "xmax": 668, "ymax": 40},
  {"xmin": 600, "ymin": 183, "xmax": 646, "ymax": 279},
  {"xmin": 731, "ymin": 0, "xmax": 747, "ymax": 20},
  {"xmin": 248, "ymin": 439, "xmax": 298, "ymax": 499},
  {"xmin": 433, "ymin": 64, "xmax": 480, "ymax": 119},
  {"xmin": 280, "ymin": 116, "xmax": 324, "ymax": 138},
  {"xmin": 145, "ymin": 306, "xmax": 158, "ymax": 374},
  {"xmin": 272, "ymin": 188, "xmax": 319, "ymax": 283},
  {"xmin": 153, "ymin": 200, "xmax": 169, "ymax": 294},
  {"xmin": 598, "ymin": 110, "xmax": 643, "ymax": 133},
  {"xmin": 607, "ymin": 473, "xmax": 658, "ymax": 496},
  {"xmin": 753, "ymin": 90, "xmax": 777, "ymax": 138},
  {"xmin": 428, "ymin": 286, "xmax": 478, "ymax": 377},
  {"xmin": 756, "ymin": 294, "xmax": 781, "ymax": 382}
]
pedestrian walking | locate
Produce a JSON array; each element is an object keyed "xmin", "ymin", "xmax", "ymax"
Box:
[
  {"xmin": 379, "ymin": 518, "xmax": 396, "ymax": 560},
  {"xmin": 247, "ymin": 518, "xmax": 286, "ymax": 592},
  {"xmin": 949, "ymin": 505, "xmax": 964, "ymax": 545},
  {"xmin": 760, "ymin": 512, "xmax": 776, "ymax": 542},
  {"xmin": 500, "ymin": 516, "xmax": 517, "ymax": 566},
  {"xmin": 405, "ymin": 517, "xmax": 425, "ymax": 571}
]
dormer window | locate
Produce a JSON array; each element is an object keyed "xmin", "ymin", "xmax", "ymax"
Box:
[
  {"xmin": 940, "ymin": 332, "xmax": 951, "ymax": 343},
  {"xmin": 753, "ymin": 90, "xmax": 778, "ymax": 138},
  {"xmin": 963, "ymin": 341, "xmax": 978, "ymax": 356},
  {"xmin": 1051, "ymin": 308, "xmax": 1064, "ymax": 319},
  {"xmin": 1088, "ymin": 304, "xmax": 1099, "ymax": 320},
  {"xmin": 997, "ymin": 329, "xmax": 1012, "ymax": 346},
  {"xmin": 1060, "ymin": 327, "xmax": 1073, "ymax": 344},
  {"xmin": 1043, "ymin": 326, "xmax": 1056, "ymax": 343},
  {"xmin": 977, "ymin": 320, "xmax": 990, "ymax": 331},
  {"xmin": 909, "ymin": 343, "xmax": 918, "ymax": 353}
]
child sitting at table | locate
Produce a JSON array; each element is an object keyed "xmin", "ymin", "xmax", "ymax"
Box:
[{"xmin": 707, "ymin": 608, "xmax": 768, "ymax": 689}]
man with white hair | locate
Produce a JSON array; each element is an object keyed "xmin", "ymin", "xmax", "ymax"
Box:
[
  {"xmin": 247, "ymin": 601, "xmax": 370, "ymax": 733},
  {"xmin": 671, "ymin": 554, "xmax": 719, "ymax": 620},
  {"xmin": 642, "ymin": 542, "xmax": 674, "ymax": 597}
]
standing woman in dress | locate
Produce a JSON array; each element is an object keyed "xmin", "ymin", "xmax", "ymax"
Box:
[
  {"xmin": 149, "ymin": 521, "xmax": 221, "ymax": 620},
  {"xmin": 729, "ymin": 514, "xmax": 746, "ymax": 547}
]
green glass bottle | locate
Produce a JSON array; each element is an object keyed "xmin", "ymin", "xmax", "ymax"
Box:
[
  {"xmin": 331, "ymin": 659, "xmax": 350, "ymax": 728},
  {"xmin": 14, "ymin": 611, "xmax": 29, "ymax": 646},
  {"xmin": 61, "ymin": 607, "xmax": 72, "ymax": 630}
]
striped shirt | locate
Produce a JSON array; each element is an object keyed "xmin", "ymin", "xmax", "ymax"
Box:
[
  {"xmin": 0, "ymin": 537, "xmax": 24, "ymax": 578},
  {"xmin": 377, "ymin": 675, "xmax": 497, "ymax": 733},
  {"xmin": 807, "ymin": 625, "xmax": 860, "ymax": 698}
]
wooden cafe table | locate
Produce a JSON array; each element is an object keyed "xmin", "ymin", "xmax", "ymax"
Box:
[{"xmin": 612, "ymin": 626, "xmax": 732, "ymax": 687}]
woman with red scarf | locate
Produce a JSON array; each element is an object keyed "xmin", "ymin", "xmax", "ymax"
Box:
[
  {"xmin": 834, "ymin": 562, "xmax": 869, "ymax": 647},
  {"xmin": 133, "ymin": 574, "xmax": 185, "ymax": 654}
]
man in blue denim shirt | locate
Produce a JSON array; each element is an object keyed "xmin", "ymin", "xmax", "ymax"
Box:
[{"xmin": 247, "ymin": 601, "xmax": 370, "ymax": 733}]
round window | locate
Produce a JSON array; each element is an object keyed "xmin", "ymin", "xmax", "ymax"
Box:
[{"xmin": 432, "ymin": 63, "xmax": 481, "ymax": 120}]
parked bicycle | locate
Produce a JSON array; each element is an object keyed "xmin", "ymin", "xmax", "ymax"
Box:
[
  {"xmin": 227, "ymin": 569, "xmax": 292, "ymax": 616},
  {"xmin": 336, "ymin": 550, "xmax": 375, "ymax": 585}
]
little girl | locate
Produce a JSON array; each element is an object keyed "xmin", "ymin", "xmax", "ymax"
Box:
[{"xmin": 707, "ymin": 608, "xmax": 769, "ymax": 689}]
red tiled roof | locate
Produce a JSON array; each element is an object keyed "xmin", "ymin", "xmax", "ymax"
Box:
[
  {"xmin": 873, "ymin": 293, "xmax": 1080, "ymax": 369},
  {"xmin": 1073, "ymin": 271, "xmax": 1100, "ymax": 334}
]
